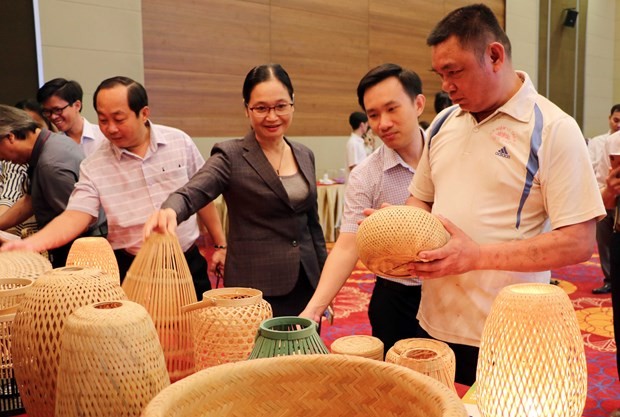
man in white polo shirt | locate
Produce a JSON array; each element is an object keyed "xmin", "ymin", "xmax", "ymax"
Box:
[
  {"xmin": 301, "ymin": 63, "xmax": 427, "ymax": 352},
  {"xmin": 405, "ymin": 4, "xmax": 605, "ymax": 385},
  {"xmin": 4, "ymin": 76, "xmax": 226, "ymax": 300}
]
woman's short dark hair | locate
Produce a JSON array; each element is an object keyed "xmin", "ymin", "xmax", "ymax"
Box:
[
  {"xmin": 93, "ymin": 76, "xmax": 148, "ymax": 117},
  {"xmin": 356, "ymin": 63, "xmax": 423, "ymax": 110},
  {"xmin": 242, "ymin": 64, "xmax": 294, "ymax": 105}
]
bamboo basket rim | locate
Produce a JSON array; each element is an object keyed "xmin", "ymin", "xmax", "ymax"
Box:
[
  {"xmin": 182, "ymin": 287, "xmax": 263, "ymax": 313},
  {"xmin": 258, "ymin": 316, "xmax": 317, "ymax": 340}
]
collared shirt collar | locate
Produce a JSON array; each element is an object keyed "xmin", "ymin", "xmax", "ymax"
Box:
[
  {"xmin": 27, "ymin": 128, "xmax": 50, "ymax": 179},
  {"xmin": 109, "ymin": 120, "xmax": 163, "ymax": 160},
  {"xmin": 381, "ymin": 127, "xmax": 425, "ymax": 173}
]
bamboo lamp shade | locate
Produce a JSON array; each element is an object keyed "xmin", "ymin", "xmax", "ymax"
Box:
[
  {"xmin": 0, "ymin": 250, "xmax": 52, "ymax": 279},
  {"xmin": 391, "ymin": 339, "xmax": 456, "ymax": 393},
  {"xmin": 66, "ymin": 236, "xmax": 120, "ymax": 283},
  {"xmin": 330, "ymin": 335, "xmax": 384, "ymax": 361},
  {"xmin": 385, "ymin": 338, "xmax": 418, "ymax": 364},
  {"xmin": 356, "ymin": 206, "xmax": 449, "ymax": 278},
  {"xmin": 121, "ymin": 232, "xmax": 197, "ymax": 382},
  {"xmin": 248, "ymin": 316, "xmax": 329, "ymax": 359},
  {"xmin": 476, "ymin": 283, "xmax": 587, "ymax": 417},
  {"xmin": 56, "ymin": 300, "xmax": 170, "ymax": 417},
  {"xmin": 183, "ymin": 287, "xmax": 272, "ymax": 370},
  {"xmin": 11, "ymin": 266, "xmax": 126, "ymax": 417},
  {"xmin": 142, "ymin": 354, "xmax": 468, "ymax": 417}
]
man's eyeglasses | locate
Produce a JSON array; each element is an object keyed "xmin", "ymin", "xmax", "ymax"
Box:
[
  {"xmin": 41, "ymin": 103, "xmax": 72, "ymax": 118},
  {"xmin": 248, "ymin": 103, "xmax": 293, "ymax": 117}
]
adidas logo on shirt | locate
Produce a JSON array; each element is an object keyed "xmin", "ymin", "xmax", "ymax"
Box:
[{"xmin": 495, "ymin": 146, "xmax": 510, "ymax": 159}]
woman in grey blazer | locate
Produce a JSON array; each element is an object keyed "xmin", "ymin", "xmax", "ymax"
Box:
[{"xmin": 144, "ymin": 64, "xmax": 327, "ymax": 317}]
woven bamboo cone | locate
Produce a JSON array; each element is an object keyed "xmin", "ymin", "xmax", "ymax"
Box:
[
  {"xmin": 187, "ymin": 287, "xmax": 272, "ymax": 370},
  {"xmin": 142, "ymin": 354, "xmax": 467, "ymax": 417},
  {"xmin": 56, "ymin": 300, "xmax": 170, "ymax": 417},
  {"xmin": 66, "ymin": 236, "xmax": 120, "ymax": 284},
  {"xmin": 12, "ymin": 266, "xmax": 126, "ymax": 417},
  {"xmin": 121, "ymin": 232, "xmax": 196, "ymax": 382}
]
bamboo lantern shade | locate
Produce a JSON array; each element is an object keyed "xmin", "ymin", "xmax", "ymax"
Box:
[
  {"xmin": 330, "ymin": 335, "xmax": 384, "ymax": 361},
  {"xmin": 249, "ymin": 317, "xmax": 329, "ymax": 359},
  {"xmin": 142, "ymin": 354, "xmax": 468, "ymax": 417},
  {"xmin": 356, "ymin": 206, "xmax": 449, "ymax": 278},
  {"xmin": 0, "ymin": 251, "xmax": 51, "ymax": 279},
  {"xmin": 12, "ymin": 267, "xmax": 126, "ymax": 417},
  {"xmin": 121, "ymin": 232, "xmax": 197, "ymax": 382},
  {"xmin": 56, "ymin": 300, "xmax": 170, "ymax": 417},
  {"xmin": 66, "ymin": 237, "xmax": 120, "ymax": 284},
  {"xmin": 184, "ymin": 287, "xmax": 272, "ymax": 370},
  {"xmin": 476, "ymin": 283, "xmax": 587, "ymax": 417},
  {"xmin": 385, "ymin": 338, "xmax": 419, "ymax": 364},
  {"xmin": 392, "ymin": 339, "xmax": 457, "ymax": 393}
]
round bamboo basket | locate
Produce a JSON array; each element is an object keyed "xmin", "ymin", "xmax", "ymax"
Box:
[
  {"xmin": 249, "ymin": 316, "xmax": 329, "ymax": 359},
  {"xmin": 184, "ymin": 287, "xmax": 272, "ymax": 370},
  {"xmin": 0, "ymin": 312, "xmax": 22, "ymax": 413},
  {"xmin": 121, "ymin": 232, "xmax": 197, "ymax": 382},
  {"xmin": 12, "ymin": 266, "xmax": 126, "ymax": 417},
  {"xmin": 142, "ymin": 354, "xmax": 467, "ymax": 417},
  {"xmin": 0, "ymin": 277, "xmax": 34, "ymax": 314},
  {"xmin": 0, "ymin": 251, "xmax": 51, "ymax": 279},
  {"xmin": 66, "ymin": 236, "xmax": 120, "ymax": 284},
  {"xmin": 392, "ymin": 339, "xmax": 456, "ymax": 393},
  {"xmin": 56, "ymin": 300, "xmax": 170, "ymax": 417},
  {"xmin": 356, "ymin": 206, "xmax": 449, "ymax": 278},
  {"xmin": 330, "ymin": 335, "xmax": 384, "ymax": 361}
]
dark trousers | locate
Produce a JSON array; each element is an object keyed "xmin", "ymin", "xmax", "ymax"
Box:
[
  {"xmin": 597, "ymin": 210, "xmax": 614, "ymax": 284},
  {"xmin": 114, "ymin": 244, "xmax": 211, "ymax": 301},
  {"xmin": 48, "ymin": 242, "xmax": 72, "ymax": 269},
  {"xmin": 417, "ymin": 326, "xmax": 480, "ymax": 386},
  {"xmin": 263, "ymin": 265, "xmax": 314, "ymax": 318},
  {"xmin": 610, "ymin": 232, "xmax": 620, "ymax": 380},
  {"xmin": 368, "ymin": 277, "xmax": 422, "ymax": 353}
]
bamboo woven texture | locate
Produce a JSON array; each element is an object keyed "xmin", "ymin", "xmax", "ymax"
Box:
[
  {"xmin": 477, "ymin": 283, "xmax": 587, "ymax": 417},
  {"xmin": 0, "ymin": 312, "xmax": 22, "ymax": 413},
  {"xmin": 0, "ymin": 251, "xmax": 51, "ymax": 280},
  {"xmin": 0, "ymin": 277, "xmax": 34, "ymax": 313},
  {"xmin": 356, "ymin": 205, "xmax": 449, "ymax": 278},
  {"xmin": 385, "ymin": 337, "xmax": 421, "ymax": 363},
  {"xmin": 248, "ymin": 316, "xmax": 329, "ymax": 359},
  {"xmin": 56, "ymin": 300, "xmax": 170, "ymax": 417},
  {"xmin": 66, "ymin": 236, "xmax": 120, "ymax": 283},
  {"xmin": 330, "ymin": 334, "xmax": 384, "ymax": 360},
  {"xmin": 141, "ymin": 354, "xmax": 468, "ymax": 417},
  {"xmin": 12, "ymin": 266, "xmax": 126, "ymax": 417},
  {"xmin": 392, "ymin": 339, "xmax": 457, "ymax": 393},
  {"xmin": 186, "ymin": 287, "xmax": 272, "ymax": 370},
  {"xmin": 121, "ymin": 232, "xmax": 197, "ymax": 382}
]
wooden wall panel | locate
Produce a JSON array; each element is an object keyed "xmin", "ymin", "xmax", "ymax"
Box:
[{"xmin": 143, "ymin": 0, "xmax": 505, "ymax": 137}]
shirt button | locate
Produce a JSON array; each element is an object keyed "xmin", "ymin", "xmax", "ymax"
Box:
[
  {"xmin": 473, "ymin": 127, "xmax": 479, "ymax": 132},
  {"xmin": 292, "ymin": 240, "xmax": 298, "ymax": 247}
]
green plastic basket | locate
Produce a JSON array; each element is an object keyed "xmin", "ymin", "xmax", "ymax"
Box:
[{"xmin": 249, "ymin": 316, "xmax": 329, "ymax": 359}]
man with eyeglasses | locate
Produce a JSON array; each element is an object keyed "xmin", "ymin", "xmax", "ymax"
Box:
[{"xmin": 37, "ymin": 78, "xmax": 105, "ymax": 156}]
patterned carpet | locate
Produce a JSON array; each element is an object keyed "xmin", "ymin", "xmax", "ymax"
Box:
[{"xmin": 320, "ymin": 252, "xmax": 620, "ymax": 417}]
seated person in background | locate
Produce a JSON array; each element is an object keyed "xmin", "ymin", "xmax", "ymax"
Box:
[
  {"xmin": 346, "ymin": 111, "xmax": 369, "ymax": 171},
  {"xmin": 433, "ymin": 91, "xmax": 452, "ymax": 114},
  {"xmin": 37, "ymin": 78, "xmax": 105, "ymax": 156},
  {"xmin": 301, "ymin": 63, "xmax": 427, "ymax": 352},
  {"xmin": 3, "ymin": 77, "xmax": 225, "ymax": 300},
  {"xmin": 0, "ymin": 105, "xmax": 107, "ymax": 267},
  {"xmin": 15, "ymin": 99, "xmax": 56, "ymax": 132}
]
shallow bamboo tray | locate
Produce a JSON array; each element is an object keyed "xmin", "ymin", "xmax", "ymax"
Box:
[
  {"xmin": 330, "ymin": 334, "xmax": 384, "ymax": 360},
  {"xmin": 141, "ymin": 354, "xmax": 467, "ymax": 417}
]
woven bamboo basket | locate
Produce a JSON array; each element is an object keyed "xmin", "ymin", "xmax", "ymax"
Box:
[
  {"xmin": 12, "ymin": 266, "xmax": 126, "ymax": 417},
  {"xmin": 142, "ymin": 354, "xmax": 467, "ymax": 417},
  {"xmin": 0, "ymin": 277, "xmax": 34, "ymax": 313},
  {"xmin": 249, "ymin": 316, "xmax": 329, "ymax": 359},
  {"xmin": 66, "ymin": 236, "xmax": 120, "ymax": 284},
  {"xmin": 385, "ymin": 337, "xmax": 422, "ymax": 363},
  {"xmin": 0, "ymin": 250, "xmax": 51, "ymax": 279},
  {"xmin": 356, "ymin": 206, "xmax": 449, "ymax": 278},
  {"xmin": 121, "ymin": 232, "xmax": 196, "ymax": 382},
  {"xmin": 183, "ymin": 287, "xmax": 272, "ymax": 370},
  {"xmin": 330, "ymin": 335, "xmax": 384, "ymax": 361},
  {"xmin": 391, "ymin": 339, "xmax": 456, "ymax": 393},
  {"xmin": 56, "ymin": 300, "xmax": 170, "ymax": 417}
]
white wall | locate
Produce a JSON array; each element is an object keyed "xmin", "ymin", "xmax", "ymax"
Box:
[
  {"xmin": 37, "ymin": 0, "xmax": 144, "ymax": 122},
  {"xmin": 505, "ymin": 0, "xmax": 539, "ymax": 87}
]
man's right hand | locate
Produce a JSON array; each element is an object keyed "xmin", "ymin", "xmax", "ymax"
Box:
[
  {"xmin": 1, "ymin": 239, "xmax": 38, "ymax": 252},
  {"xmin": 143, "ymin": 208, "xmax": 178, "ymax": 241}
]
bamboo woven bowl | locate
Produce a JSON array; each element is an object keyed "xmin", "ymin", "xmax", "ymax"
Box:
[
  {"xmin": 141, "ymin": 354, "xmax": 467, "ymax": 417},
  {"xmin": 12, "ymin": 266, "xmax": 126, "ymax": 417},
  {"xmin": 56, "ymin": 300, "xmax": 170, "ymax": 417},
  {"xmin": 0, "ymin": 277, "xmax": 34, "ymax": 314},
  {"xmin": 356, "ymin": 206, "xmax": 449, "ymax": 278},
  {"xmin": 330, "ymin": 335, "xmax": 384, "ymax": 361},
  {"xmin": 66, "ymin": 236, "xmax": 120, "ymax": 284},
  {"xmin": 249, "ymin": 317, "xmax": 329, "ymax": 359},
  {"xmin": 0, "ymin": 251, "xmax": 52, "ymax": 279},
  {"xmin": 184, "ymin": 287, "xmax": 272, "ymax": 370},
  {"xmin": 392, "ymin": 339, "xmax": 457, "ymax": 393}
]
